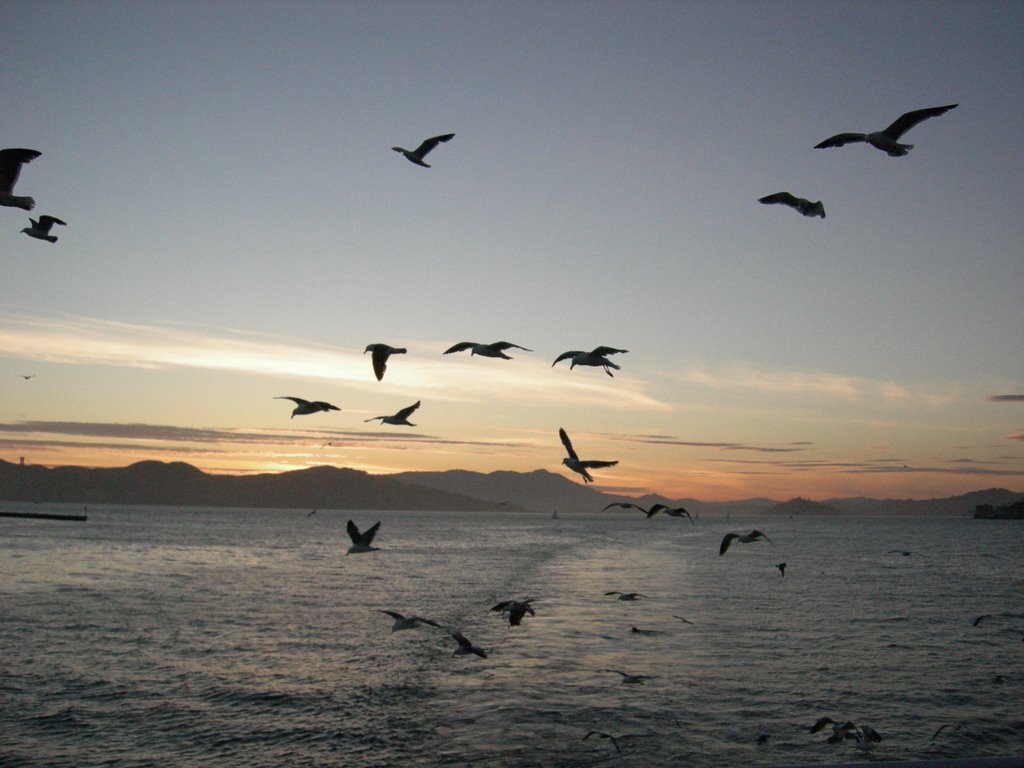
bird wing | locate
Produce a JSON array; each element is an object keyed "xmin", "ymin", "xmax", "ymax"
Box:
[
  {"xmin": 275, "ymin": 396, "xmax": 308, "ymax": 406},
  {"xmin": 491, "ymin": 341, "xmax": 532, "ymax": 351},
  {"xmin": 450, "ymin": 631, "xmax": 472, "ymax": 649},
  {"xmin": 591, "ymin": 346, "xmax": 627, "ymax": 356},
  {"xmin": 490, "ymin": 601, "xmax": 512, "ymax": 612},
  {"xmin": 814, "ymin": 133, "xmax": 867, "ymax": 149},
  {"xmin": 370, "ymin": 346, "xmax": 389, "ymax": 380},
  {"xmin": 552, "ymin": 350, "xmax": 582, "ymax": 366},
  {"xmin": 415, "ymin": 617, "xmax": 442, "ymax": 628},
  {"xmin": 580, "ymin": 460, "xmax": 617, "ymax": 469},
  {"xmin": 346, "ymin": 519, "xmax": 362, "ymax": 544},
  {"xmin": 414, "ymin": 133, "xmax": 455, "ymax": 157},
  {"xmin": 359, "ymin": 521, "xmax": 381, "ymax": 546},
  {"xmin": 394, "ymin": 401, "xmax": 421, "ymax": 420},
  {"xmin": 759, "ymin": 192, "xmax": 802, "ymax": 208},
  {"xmin": 751, "ymin": 529, "xmax": 773, "ymax": 544},
  {"xmin": 0, "ymin": 148, "xmax": 41, "ymax": 191},
  {"xmin": 311, "ymin": 401, "xmax": 340, "ymax": 411},
  {"xmin": 559, "ymin": 428, "xmax": 579, "ymax": 461},
  {"xmin": 379, "ymin": 609, "xmax": 404, "ymax": 620},
  {"xmin": 719, "ymin": 533, "xmax": 738, "ymax": 555},
  {"xmin": 883, "ymin": 104, "xmax": 957, "ymax": 139},
  {"xmin": 38, "ymin": 215, "xmax": 66, "ymax": 227},
  {"xmin": 444, "ymin": 341, "xmax": 475, "ymax": 354}
]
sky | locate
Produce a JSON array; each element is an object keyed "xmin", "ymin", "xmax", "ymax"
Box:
[{"xmin": 2, "ymin": 0, "xmax": 1022, "ymax": 501}]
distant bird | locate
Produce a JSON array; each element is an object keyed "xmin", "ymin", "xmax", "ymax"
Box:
[
  {"xmin": 582, "ymin": 731, "xmax": 621, "ymax": 753},
  {"xmin": 672, "ymin": 615, "xmax": 695, "ymax": 624},
  {"xmin": 378, "ymin": 610, "xmax": 441, "ymax": 632},
  {"xmin": 491, "ymin": 599, "xmax": 535, "ymax": 627},
  {"xmin": 275, "ymin": 396, "xmax": 340, "ymax": 418},
  {"xmin": 364, "ymin": 400, "xmax": 420, "ymax": 426},
  {"xmin": 560, "ymin": 428, "xmax": 617, "ymax": 484},
  {"xmin": 887, "ymin": 549, "xmax": 925, "ymax": 557},
  {"xmin": 392, "ymin": 133, "xmax": 455, "ymax": 167},
  {"xmin": 602, "ymin": 501, "xmax": 658, "ymax": 517},
  {"xmin": 972, "ymin": 614, "xmax": 994, "ymax": 627},
  {"xmin": 0, "ymin": 148, "xmax": 41, "ymax": 210},
  {"xmin": 630, "ymin": 626, "xmax": 664, "ymax": 636},
  {"xmin": 20, "ymin": 374, "xmax": 35, "ymax": 380},
  {"xmin": 810, "ymin": 717, "xmax": 882, "ymax": 744},
  {"xmin": 604, "ymin": 591, "xmax": 647, "ymax": 601},
  {"xmin": 21, "ymin": 215, "xmax": 66, "ymax": 242},
  {"xmin": 758, "ymin": 192, "xmax": 825, "ymax": 219},
  {"xmin": 932, "ymin": 724, "xmax": 962, "ymax": 740},
  {"xmin": 757, "ymin": 734, "xmax": 771, "ymax": 744},
  {"xmin": 364, "ymin": 343, "xmax": 407, "ymax": 381},
  {"xmin": 450, "ymin": 631, "xmax": 487, "ymax": 658},
  {"xmin": 775, "ymin": 562, "xmax": 786, "ymax": 577},
  {"xmin": 604, "ymin": 669, "xmax": 654, "ymax": 685},
  {"xmin": 650, "ymin": 503, "xmax": 694, "ymax": 523},
  {"xmin": 306, "ymin": 508, "xmax": 317, "ymax": 518},
  {"xmin": 346, "ymin": 519, "xmax": 381, "ymax": 554},
  {"xmin": 719, "ymin": 530, "xmax": 773, "ymax": 555},
  {"xmin": 552, "ymin": 347, "xmax": 628, "ymax": 377},
  {"xmin": 444, "ymin": 341, "xmax": 532, "ymax": 359},
  {"xmin": 814, "ymin": 103, "xmax": 957, "ymax": 157}
]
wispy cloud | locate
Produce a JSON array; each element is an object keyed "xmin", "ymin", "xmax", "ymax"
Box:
[
  {"xmin": 989, "ymin": 394, "xmax": 1024, "ymax": 402},
  {"xmin": 0, "ymin": 312, "xmax": 670, "ymax": 411},
  {"xmin": 608, "ymin": 433, "xmax": 811, "ymax": 453}
]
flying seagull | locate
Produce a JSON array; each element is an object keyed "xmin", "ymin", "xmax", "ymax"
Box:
[
  {"xmin": 758, "ymin": 192, "xmax": 825, "ymax": 219},
  {"xmin": 392, "ymin": 133, "xmax": 455, "ymax": 167},
  {"xmin": 719, "ymin": 530, "xmax": 773, "ymax": 555},
  {"xmin": 21, "ymin": 374, "xmax": 35, "ymax": 380},
  {"xmin": 364, "ymin": 400, "xmax": 420, "ymax": 426},
  {"xmin": 603, "ymin": 669, "xmax": 654, "ymax": 685},
  {"xmin": 552, "ymin": 347, "xmax": 628, "ymax": 377},
  {"xmin": 21, "ymin": 215, "xmax": 66, "ymax": 242},
  {"xmin": 582, "ymin": 732, "xmax": 621, "ymax": 753},
  {"xmin": 346, "ymin": 519, "xmax": 381, "ymax": 554},
  {"xmin": 450, "ymin": 631, "xmax": 487, "ymax": 658},
  {"xmin": 378, "ymin": 610, "xmax": 442, "ymax": 632},
  {"xmin": 649, "ymin": 503, "xmax": 694, "ymax": 523},
  {"xmin": 814, "ymin": 103, "xmax": 957, "ymax": 157},
  {"xmin": 444, "ymin": 341, "xmax": 532, "ymax": 359},
  {"xmin": 0, "ymin": 148, "xmax": 41, "ymax": 210},
  {"xmin": 775, "ymin": 562, "xmax": 787, "ymax": 577},
  {"xmin": 887, "ymin": 549, "xmax": 925, "ymax": 557},
  {"xmin": 560, "ymin": 427, "xmax": 617, "ymax": 484},
  {"xmin": 602, "ymin": 501, "xmax": 659, "ymax": 517},
  {"xmin": 490, "ymin": 599, "xmax": 535, "ymax": 627},
  {"xmin": 809, "ymin": 717, "xmax": 881, "ymax": 744},
  {"xmin": 604, "ymin": 591, "xmax": 647, "ymax": 601},
  {"xmin": 364, "ymin": 343, "xmax": 407, "ymax": 381},
  {"xmin": 274, "ymin": 396, "xmax": 340, "ymax": 418}
]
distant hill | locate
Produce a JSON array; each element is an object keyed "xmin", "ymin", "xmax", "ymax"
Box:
[{"xmin": 1, "ymin": 460, "xmax": 1019, "ymax": 516}]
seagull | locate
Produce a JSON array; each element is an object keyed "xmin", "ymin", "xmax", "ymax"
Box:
[
  {"xmin": 490, "ymin": 599, "xmax": 535, "ymax": 627},
  {"xmin": 630, "ymin": 626, "xmax": 664, "ymax": 636},
  {"xmin": 274, "ymin": 396, "xmax": 340, "ymax": 418},
  {"xmin": 450, "ymin": 631, "xmax": 487, "ymax": 658},
  {"xmin": 582, "ymin": 732, "xmax": 621, "ymax": 753},
  {"xmin": 972, "ymin": 614, "xmax": 993, "ymax": 627},
  {"xmin": 0, "ymin": 148, "xmax": 41, "ymax": 210},
  {"xmin": 443, "ymin": 341, "xmax": 532, "ymax": 359},
  {"xmin": 810, "ymin": 717, "xmax": 882, "ymax": 744},
  {"xmin": 719, "ymin": 530, "xmax": 773, "ymax": 555},
  {"xmin": 560, "ymin": 428, "xmax": 617, "ymax": 484},
  {"xmin": 552, "ymin": 347, "xmax": 628, "ymax": 377},
  {"xmin": 775, "ymin": 562, "xmax": 786, "ymax": 577},
  {"xmin": 364, "ymin": 343, "xmax": 407, "ymax": 381},
  {"xmin": 378, "ymin": 610, "xmax": 442, "ymax": 632},
  {"xmin": 364, "ymin": 400, "xmax": 420, "ymax": 426},
  {"xmin": 603, "ymin": 669, "xmax": 654, "ymax": 685},
  {"xmin": 21, "ymin": 215, "xmax": 66, "ymax": 243},
  {"xmin": 602, "ymin": 501, "xmax": 658, "ymax": 517},
  {"xmin": 21, "ymin": 374, "xmax": 35, "ymax": 380},
  {"xmin": 346, "ymin": 519, "xmax": 381, "ymax": 554},
  {"xmin": 649, "ymin": 503, "xmax": 695, "ymax": 523},
  {"xmin": 392, "ymin": 133, "xmax": 455, "ymax": 167},
  {"xmin": 758, "ymin": 192, "xmax": 825, "ymax": 219},
  {"xmin": 887, "ymin": 549, "xmax": 925, "ymax": 557},
  {"xmin": 814, "ymin": 103, "xmax": 957, "ymax": 157},
  {"xmin": 604, "ymin": 591, "xmax": 647, "ymax": 601},
  {"xmin": 672, "ymin": 615, "xmax": 695, "ymax": 624}
]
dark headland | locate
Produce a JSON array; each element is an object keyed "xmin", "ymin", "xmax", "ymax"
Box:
[{"xmin": 1, "ymin": 459, "xmax": 1021, "ymax": 516}]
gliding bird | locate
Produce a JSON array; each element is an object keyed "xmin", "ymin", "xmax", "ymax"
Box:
[
  {"xmin": 275, "ymin": 396, "xmax": 340, "ymax": 418},
  {"xmin": 450, "ymin": 631, "xmax": 487, "ymax": 658},
  {"xmin": 21, "ymin": 215, "xmax": 66, "ymax": 242},
  {"xmin": 758, "ymin": 192, "xmax": 825, "ymax": 219},
  {"xmin": 364, "ymin": 400, "xmax": 420, "ymax": 426},
  {"xmin": 0, "ymin": 148, "xmax": 41, "ymax": 210},
  {"xmin": 364, "ymin": 343, "xmax": 406, "ymax": 381},
  {"xmin": 560, "ymin": 428, "xmax": 617, "ymax": 484},
  {"xmin": 378, "ymin": 610, "xmax": 442, "ymax": 632},
  {"xmin": 490, "ymin": 599, "xmax": 535, "ymax": 627},
  {"xmin": 392, "ymin": 133, "xmax": 455, "ymax": 167},
  {"xmin": 719, "ymin": 530, "xmax": 773, "ymax": 555},
  {"xmin": 444, "ymin": 341, "xmax": 532, "ymax": 359},
  {"xmin": 552, "ymin": 346, "xmax": 628, "ymax": 377},
  {"xmin": 814, "ymin": 104, "xmax": 957, "ymax": 157}
]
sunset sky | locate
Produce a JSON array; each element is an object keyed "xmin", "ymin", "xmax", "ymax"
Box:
[{"xmin": 2, "ymin": 1, "xmax": 1022, "ymax": 501}]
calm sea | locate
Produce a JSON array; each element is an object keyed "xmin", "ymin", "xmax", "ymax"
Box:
[{"xmin": 1, "ymin": 504, "xmax": 1021, "ymax": 767}]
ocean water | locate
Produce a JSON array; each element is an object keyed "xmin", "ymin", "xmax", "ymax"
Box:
[{"xmin": 0, "ymin": 505, "xmax": 1022, "ymax": 767}]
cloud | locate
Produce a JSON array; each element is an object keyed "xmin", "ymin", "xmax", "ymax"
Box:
[
  {"xmin": 609, "ymin": 433, "xmax": 811, "ymax": 453},
  {"xmin": 988, "ymin": 394, "xmax": 1024, "ymax": 402},
  {"xmin": 0, "ymin": 311, "xmax": 670, "ymax": 411}
]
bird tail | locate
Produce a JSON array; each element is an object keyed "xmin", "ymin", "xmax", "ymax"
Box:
[{"xmin": 888, "ymin": 143, "xmax": 913, "ymax": 157}]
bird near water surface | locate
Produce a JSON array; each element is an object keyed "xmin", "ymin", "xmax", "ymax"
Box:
[
  {"xmin": 346, "ymin": 519, "xmax": 381, "ymax": 554},
  {"xmin": 719, "ymin": 529, "xmax": 773, "ymax": 555}
]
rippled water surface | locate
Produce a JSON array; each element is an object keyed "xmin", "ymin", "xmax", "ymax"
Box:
[{"xmin": 1, "ymin": 505, "xmax": 1022, "ymax": 766}]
